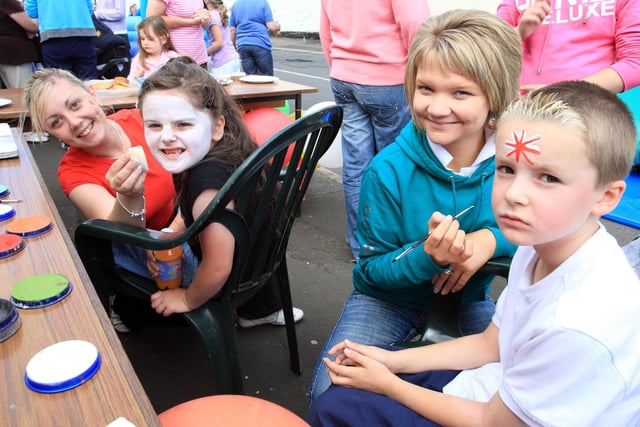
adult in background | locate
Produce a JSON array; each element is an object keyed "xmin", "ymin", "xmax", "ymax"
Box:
[
  {"xmin": 24, "ymin": 0, "xmax": 98, "ymax": 80},
  {"xmin": 146, "ymin": 0, "xmax": 210, "ymax": 68},
  {"xmin": 320, "ymin": 0, "xmax": 430, "ymax": 262},
  {"xmin": 229, "ymin": 0, "xmax": 280, "ymax": 76},
  {"xmin": 94, "ymin": 0, "xmax": 131, "ymax": 67},
  {"xmin": 0, "ymin": 0, "xmax": 39, "ymax": 88}
]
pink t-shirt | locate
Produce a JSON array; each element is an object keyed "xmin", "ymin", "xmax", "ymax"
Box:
[
  {"xmin": 496, "ymin": 0, "xmax": 640, "ymax": 90},
  {"xmin": 161, "ymin": 0, "xmax": 208, "ymax": 66},
  {"xmin": 127, "ymin": 49, "xmax": 179, "ymax": 80}
]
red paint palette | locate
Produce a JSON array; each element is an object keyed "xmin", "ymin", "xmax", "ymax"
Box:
[
  {"xmin": 0, "ymin": 234, "xmax": 25, "ymax": 259},
  {"xmin": 6, "ymin": 215, "xmax": 53, "ymax": 238}
]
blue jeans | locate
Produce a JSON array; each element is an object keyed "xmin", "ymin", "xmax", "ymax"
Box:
[
  {"xmin": 330, "ymin": 78, "xmax": 411, "ymax": 259},
  {"xmin": 238, "ymin": 45, "xmax": 273, "ymax": 76},
  {"xmin": 41, "ymin": 37, "xmax": 98, "ymax": 80},
  {"xmin": 308, "ymin": 290, "xmax": 495, "ymax": 403}
]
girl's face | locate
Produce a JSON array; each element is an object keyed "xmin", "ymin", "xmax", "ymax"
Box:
[
  {"xmin": 139, "ymin": 29, "xmax": 166, "ymax": 56},
  {"xmin": 412, "ymin": 63, "xmax": 490, "ymax": 155},
  {"xmin": 142, "ymin": 90, "xmax": 225, "ymax": 174},
  {"xmin": 41, "ymin": 78, "xmax": 107, "ymax": 148}
]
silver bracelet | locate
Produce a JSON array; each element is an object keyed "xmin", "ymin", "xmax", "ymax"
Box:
[{"xmin": 116, "ymin": 193, "xmax": 146, "ymax": 221}]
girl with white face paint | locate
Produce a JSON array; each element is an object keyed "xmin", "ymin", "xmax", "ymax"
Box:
[{"xmin": 138, "ymin": 59, "xmax": 304, "ymax": 325}]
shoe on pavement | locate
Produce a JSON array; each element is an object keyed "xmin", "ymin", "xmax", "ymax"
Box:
[
  {"xmin": 110, "ymin": 310, "xmax": 131, "ymax": 333},
  {"xmin": 238, "ymin": 307, "xmax": 304, "ymax": 328}
]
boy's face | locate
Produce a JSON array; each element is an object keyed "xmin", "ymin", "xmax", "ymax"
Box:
[
  {"xmin": 492, "ymin": 119, "xmax": 604, "ymax": 254},
  {"xmin": 142, "ymin": 90, "xmax": 224, "ymax": 174}
]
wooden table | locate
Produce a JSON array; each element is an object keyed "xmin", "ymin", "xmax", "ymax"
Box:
[
  {"xmin": 0, "ymin": 130, "xmax": 160, "ymax": 427},
  {"xmin": 0, "ymin": 79, "xmax": 318, "ymax": 122}
]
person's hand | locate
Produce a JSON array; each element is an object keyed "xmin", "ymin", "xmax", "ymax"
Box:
[
  {"xmin": 105, "ymin": 151, "xmax": 146, "ymax": 197},
  {"xmin": 518, "ymin": 0, "xmax": 551, "ymax": 39},
  {"xmin": 327, "ymin": 339, "xmax": 394, "ymax": 370},
  {"xmin": 324, "ymin": 341, "xmax": 398, "ymax": 394},
  {"xmin": 193, "ymin": 9, "xmax": 210, "ymax": 27},
  {"xmin": 146, "ymin": 250, "xmax": 160, "ymax": 278},
  {"xmin": 150, "ymin": 288, "xmax": 191, "ymax": 316},
  {"xmin": 423, "ymin": 212, "xmax": 472, "ymax": 268}
]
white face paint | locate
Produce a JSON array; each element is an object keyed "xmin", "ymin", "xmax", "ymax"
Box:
[{"xmin": 142, "ymin": 93, "xmax": 215, "ymax": 174}]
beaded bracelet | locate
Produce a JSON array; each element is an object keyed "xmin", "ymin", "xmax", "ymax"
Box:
[{"xmin": 116, "ymin": 193, "xmax": 146, "ymax": 221}]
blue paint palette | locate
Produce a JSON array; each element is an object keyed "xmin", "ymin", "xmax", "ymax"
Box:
[{"xmin": 0, "ymin": 298, "xmax": 21, "ymax": 342}]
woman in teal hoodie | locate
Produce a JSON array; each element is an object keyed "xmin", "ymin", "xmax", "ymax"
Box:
[{"xmin": 310, "ymin": 10, "xmax": 522, "ymax": 402}]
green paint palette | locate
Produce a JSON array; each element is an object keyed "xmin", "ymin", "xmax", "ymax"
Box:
[{"xmin": 11, "ymin": 274, "xmax": 72, "ymax": 309}]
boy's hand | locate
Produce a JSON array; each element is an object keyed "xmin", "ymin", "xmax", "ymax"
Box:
[
  {"xmin": 327, "ymin": 340, "xmax": 394, "ymax": 370},
  {"xmin": 324, "ymin": 343, "xmax": 398, "ymax": 395}
]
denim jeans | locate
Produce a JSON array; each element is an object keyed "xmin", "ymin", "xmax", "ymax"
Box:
[
  {"xmin": 41, "ymin": 37, "xmax": 98, "ymax": 80},
  {"xmin": 308, "ymin": 290, "xmax": 495, "ymax": 403},
  {"xmin": 330, "ymin": 78, "xmax": 411, "ymax": 259},
  {"xmin": 238, "ymin": 45, "xmax": 273, "ymax": 76}
]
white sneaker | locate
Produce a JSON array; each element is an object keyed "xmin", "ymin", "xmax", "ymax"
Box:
[
  {"xmin": 110, "ymin": 310, "xmax": 131, "ymax": 333},
  {"xmin": 238, "ymin": 307, "xmax": 304, "ymax": 328}
]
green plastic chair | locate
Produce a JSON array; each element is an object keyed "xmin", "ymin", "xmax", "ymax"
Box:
[
  {"xmin": 396, "ymin": 256, "xmax": 512, "ymax": 346},
  {"xmin": 75, "ymin": 105, "xmax": 343, "ymax": 394}
]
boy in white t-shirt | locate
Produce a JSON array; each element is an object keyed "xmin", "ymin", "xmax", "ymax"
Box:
[{"xmin": 307, "ymin": 80, "xmax": 640, "ymax": 426}]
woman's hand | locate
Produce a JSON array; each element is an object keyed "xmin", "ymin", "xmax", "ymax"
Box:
[
  {"xmin": 518, "ymin": 0, "xmax": 551, "ymax": 39},
  {"xmin": 423, "ymin": 212, "xmax": 472, "ymax": 268},
  {"xmin": 106, "ymin": 151, "xmax": 146, "ymax": 197}
]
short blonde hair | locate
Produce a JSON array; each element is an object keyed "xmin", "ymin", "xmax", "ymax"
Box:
[
  {"xmin": 498, "ymin": 80, "xmax": 636, "ymax": 186},
  {"xmin": 23, "ymin": 68, "xmax": 91, "ymax": 136},
  {"xmin": 405, "ymin": 9, "xmax": 522, "ymax": 128}
]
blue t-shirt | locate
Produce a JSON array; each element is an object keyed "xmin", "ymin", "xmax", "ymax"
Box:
[{"xmin": 228, "ymin": 0, "xmax": 273, "ymax": 50}]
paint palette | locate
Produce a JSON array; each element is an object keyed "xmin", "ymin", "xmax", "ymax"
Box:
[
  {"xmin": 6, "ymin": 215, "xmax": 53, "ymax": 238},
  {"xmin": 0, "ymin": 234, "xmax": 24, "ymax": 259},
  {"xmin": 0, "ymin": 298, "xmax": 21, "ymax": 342},
  {"xmin": 0, "ymin": 184, "xmax": 9, "ymax": 198},
  {"xmin": 25, "ymin": 340, "xmax": 101, "ymax": 393},
  {"xmin": 11, "ymin": 274, "xmax": 72, "ymax": 309}
]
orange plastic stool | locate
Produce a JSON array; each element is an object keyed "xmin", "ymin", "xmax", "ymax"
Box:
[{"xmin": 158, "ymin": 395, "xmax": 310, "ymax": 427}]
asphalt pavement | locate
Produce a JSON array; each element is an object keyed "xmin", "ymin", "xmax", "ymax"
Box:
[{"xmin": 27, "ymin": 36, "xmax": 638, "ymax": 421}]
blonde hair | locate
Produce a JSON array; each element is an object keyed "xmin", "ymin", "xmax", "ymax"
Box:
[
  {"xmin": 405, "ymin": 9, "xmax": 522, "ymax": 129},
  {"xmin": 23, "ymin": 68, "xmax": 92, "ymax": 136},
  {"xmin": 498, "ymin": 81, "xmax": 636, "ymax": 186}
]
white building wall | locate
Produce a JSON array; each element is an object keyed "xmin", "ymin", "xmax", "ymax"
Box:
[{"xmin": 226, "ymin": 0, "xmax": 502, "ymax": 34}]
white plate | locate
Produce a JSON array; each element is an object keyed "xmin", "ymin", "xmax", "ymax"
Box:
[
  {"xmin": 239, "ymin": 75, "xmax": 280, "ymax": 84},
  {"xmin": 85, "ymin": 79, "xmax": 139, "ymax": 98},
  {"xmin": 0, "ymin": 98, "xmax": 12, "ymax": 108},
  {"xmin": 216, "ymin": 78, "xmax": 233, "ymax": 86}
]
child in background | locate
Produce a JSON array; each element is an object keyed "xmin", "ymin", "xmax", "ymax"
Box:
[
  {"xmin": 308, "ymin": 81, "xmax": 640, "ymax": 426},
  {"xmin": 205, "ymin": 0, "xmax": 240, "ymax": 77},
  {"xmin": 137, "ymin": 60, "xmax": 304, "ymax": 326},
  {"xmin": 309, "ymin": 9, "xmax": 521, "ymax": 402},
  {"xmin": 127, "ymin": 15, "xmax": 178, "ymax": 81}
]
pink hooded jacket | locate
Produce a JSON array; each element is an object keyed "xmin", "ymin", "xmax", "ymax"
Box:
[
  {"xmin": 319, "ymin": 0, "xmax": 430, "ymax": 86},
  {"xmin": 497, "ymin": 0, "xmax": 640, "ymax": 91}
]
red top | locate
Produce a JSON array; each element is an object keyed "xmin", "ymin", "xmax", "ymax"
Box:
[{"xmin": 58, "ymin": 109, "xmax": 175, "ymax": 231}]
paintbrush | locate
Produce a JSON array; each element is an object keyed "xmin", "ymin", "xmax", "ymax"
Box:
[
  {"xmin": 0, "ymin": 199, "xmax": 21, "ymax": 203},
  {"xmin": 391, "ymin": 205, "xmax": 475, "ymax": 263}
]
